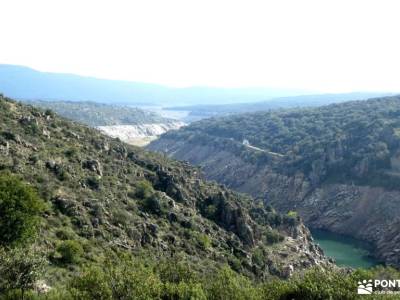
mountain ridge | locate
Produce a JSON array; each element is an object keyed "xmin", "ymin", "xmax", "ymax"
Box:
[{"xmin": 0, "ymin": 64, "xmax": 308, "ymax": 105}]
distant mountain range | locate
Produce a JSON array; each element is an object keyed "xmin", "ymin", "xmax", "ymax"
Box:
[{"xmin": 0, "ymin": 64, "xmax": 310, "ymax": 106}]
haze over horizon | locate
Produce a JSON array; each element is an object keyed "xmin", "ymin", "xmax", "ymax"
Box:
[{"xmin": 1, "ymin": 0, "xmax": 400, "ymax": 93}]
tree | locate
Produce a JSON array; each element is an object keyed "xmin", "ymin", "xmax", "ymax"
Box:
[
  {"xmin": 0, "ymin": 172, "xmax": 45, "ymax": 246},
  {"xmin": 0, "ymin": 246, "xmax": 46, "ymax": 299}
]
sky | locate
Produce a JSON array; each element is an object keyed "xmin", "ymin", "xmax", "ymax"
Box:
[{"xmin": 0, "ymin": 0, "xmax": 400, "ymax": 92}]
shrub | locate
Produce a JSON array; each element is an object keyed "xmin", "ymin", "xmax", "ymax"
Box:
[
  {"xmin": 252, "ymin": 248, "xmax": 265, "ymax": 266},
  {"xmin": 55, "ymin": 228, "xmax": 76, "ymax": 240},
  {"xmin": 207, "ymin": 266, "xmax": 261, "ymax": 300},
  {"xmin": 68, "ymin": 255, "xmax": 163, "ymax": 300},
  {"xmin": 86, "ymin": 176, "xmax": 101, "ymax": 190},
  {"xmin": 157, "ymin": 259, "xmax": 199, "ymax": 284},
  {"xmin": 265, "ymin": 229, "xmax": 284, "ymax": 244},
  {"xmin": 194, "ymin": 232, "xmax": 211, "ymax": 250},
  {"xmin": 65, "ymin": 147, "xmax": 78, "ymax": 159},
  {"xmin": 68, "ymin": 266, "xmax": 112, "ymax": 300},
  {"xmin": 57, "ymin": 240, "xmax": 84, "ymax": 264},
  {"xmin": 163, "ymin": 281, "xmax": 207, "ymax": 300},
  {"xmin": 135, "ymin": 180, "xmax": 154, "ymax": 199},
  {"xmin": 203, "ymin": 204, "xmax": 218, "ymax": 219},
  {"xmin": 142, "ymin": 195, "xmax": 167, "ymax": 216},
  {"xmin": 0, "ymin": 172, "xmax": 45, "ymax": 246}
]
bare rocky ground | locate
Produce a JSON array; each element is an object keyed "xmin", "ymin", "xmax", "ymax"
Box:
[{"xmin": 98, "ymin": 122, "xmax": 185, "ymax": 146}]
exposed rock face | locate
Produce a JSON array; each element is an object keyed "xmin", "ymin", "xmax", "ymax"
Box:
[
  {"xmin": 98, "ymin": 122, "xmax": 185, "ymax": 146},
  {"xmin": 148, "ymin": 138, "xmax": 400, "ymax": 268}
]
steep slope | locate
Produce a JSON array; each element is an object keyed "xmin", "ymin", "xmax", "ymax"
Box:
[
  {"xmin": 0, "ymin": 94, "xmax": 330, "ymax": 287},
  {"xmin": 149, "ymin": 96, "xmax": 400, "ymax": 268}
]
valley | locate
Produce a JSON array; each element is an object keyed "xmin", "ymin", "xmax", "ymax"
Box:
[{"xmin": 149, "ymin": 96, "xmax": 400, "ymax": 269}]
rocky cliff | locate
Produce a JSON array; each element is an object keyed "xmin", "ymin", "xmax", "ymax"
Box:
[{"xmin": 148, "ymin": 96, "xmax": 400, "ymax": 268}]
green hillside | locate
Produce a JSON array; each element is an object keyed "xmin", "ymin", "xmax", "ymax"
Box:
[{"xmin": 157, "ymin": 96, "xmax": 400, "ymax": 188}]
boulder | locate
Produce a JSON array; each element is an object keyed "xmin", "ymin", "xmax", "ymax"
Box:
[{"xmin": 83, "ymin": 159, "xmax": 103, "ymax": 176}]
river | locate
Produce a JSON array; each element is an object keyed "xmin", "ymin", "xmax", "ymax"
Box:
[{"xmin": 311, "ymin": 229, "xmax": 380, "ymax": 269}]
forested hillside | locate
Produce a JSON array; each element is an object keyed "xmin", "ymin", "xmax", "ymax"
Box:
[
  {"xmin": 156, "ymin": 96, "xmax": 400, "ymax": 188},
  {"xmin": 149, "ymin": 96, "xmax": 400, "ymax": 269}
]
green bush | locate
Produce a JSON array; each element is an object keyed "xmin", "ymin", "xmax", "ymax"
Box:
[
  {"xmin": 55, "ymin": 228, "xmax": 76, "ymax": 240},
  {"xmin": 194, "ymin": 232, "xmax": 211, "ymax": 250},
  {"xmin": 135, "ymin": 180, "xmax": 154, "ymax": 199},
  {"xmin": 68, "ymin": 266, "xmax": 112, "ymax": 300},
  {"xmin": 0, "ymin": 172, "xmax": 45, "ymax": 246},
  {"xmin": 68, "ymin": 255, "xmax": 163, "ymax": 300},
  {"xmin": 57, "ymin": 240, "xmax": 84, "ymax": 264},
  {"xmin": 142, "ymin": 195, "xmax": 167, "ymax": 216},
  {"xmin": 86, "ymin": 176, "xmax": 101, "ymax": 190},
  {"xmin": 207, "ymin": 266, "xmax": 261, "ymax": 300},
  {"xmin": 157, "ymin": 259, "xmax": 199, "ymax": 284},
  {"xmin": 163, "ymin": 281, "xmax": 207, "ymax": 300},
  {"xmin": 203, "ymin": 204, "xmax": 218, "ymax": 219},
  {"xmin": 265, "ymin": 229, "xmax": 284, "ymax": 244}
]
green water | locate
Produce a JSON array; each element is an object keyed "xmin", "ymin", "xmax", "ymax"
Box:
[{"xmin": 311, "ymin": 229, "xmax": 379, "ymax": 269}]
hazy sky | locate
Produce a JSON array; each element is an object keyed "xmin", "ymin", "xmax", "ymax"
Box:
[{"xmin": 1, "ymin": 0, "xmax": 399, "ymax": 92}]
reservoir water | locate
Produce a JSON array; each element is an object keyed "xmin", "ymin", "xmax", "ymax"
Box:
[{"xmin": 311, "ymin": 229, "xmax": 379, "ymax": 269}]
